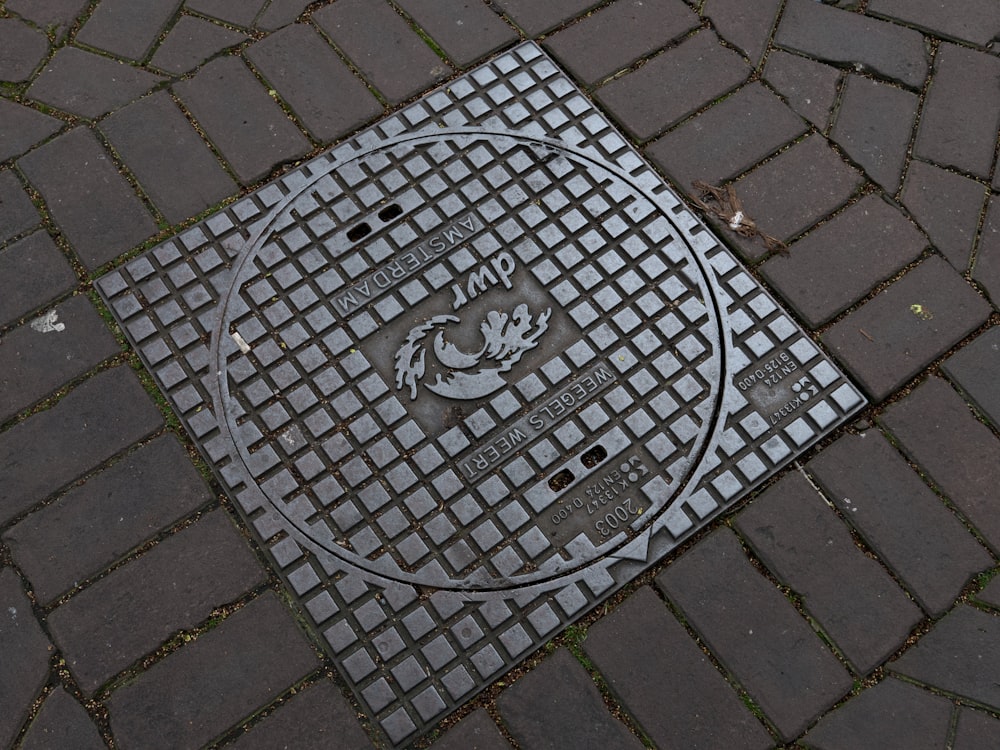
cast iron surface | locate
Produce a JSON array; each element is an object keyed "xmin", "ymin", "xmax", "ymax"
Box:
[{"xmin": 97, "ymin": 42, "xmax": 864, "ymax": 746}]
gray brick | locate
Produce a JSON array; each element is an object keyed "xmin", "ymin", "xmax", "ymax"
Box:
[
  {"xmin": 763, "ymin": 50, "xmax": 842, "ymax": 131},
  {"xmin": 954, "ymin": 707, "xmax": 1000, "ymax": 750},
  {"xmin": 313, "ymin": 0, "xmax": 452, "ymax": 105},
  {"xmin": 902, "ymin": 160, "xmax": 988, "ymax": 272},
  {"xmin": 0, "ymin": 19, "xmax": 50, "ymax": 82},
  {"xmin": 656, "ymin": 528, "xmax": 852, "ymax": 742},
  {"xmin": 822, "ymin": 257, "xmax": 991, "ymax": 401},
  {"xmin": 975, "ymin": 197, "xmax": 1000, "ymax": 307},
  {"xmin": 0, "ymin": 169, "xmax": 40, "ymax": 243},
  {"xmin": 4, "ymin": 0, "xmax": 89, "ymax": 41},
  {"xmin": 149, "ymin": 15, "xmax": 248, "ymax": 74},
  {"xmin": 230, "ymin": 679, "xmax": 374, "ymax": 749},
  {"xmin": 776, "ymin": 0, "xmax": 930, "ymax": 89},
  {"xmin": 977, "ymin": 575, "xmax": 1000, "ymax": 609},
  {"xmin": 543, "ymin": 0, "xmax": 699, "ymax": 86},
  {"xmin": 491, "ymin": 0, "xmax": 601, "ymax": 36},
  {"xmin": 174, "ymin": 56, "xmax": 310, "ymax": 184},
  {"xmin": 19, "ymin": 688, "xmax": 105, "ymax": 750},
  {"xmin": 498, "ymin": 649, "xmax": 644, "ymax": 750},
  {"xmin": 0, "ymin": 232, "xmax": 76, "ymax": 328},
  {"xmin": 761, "ymin": 194, "xmax": 926, "ymax": 328},
  {"xmin": 736, "ymin": 472, "xmax": 923, "ymax": 674},
  {"xmin": 802, "ymin": 678, "xmax": 952, "ymax": 750},
  {"xmin": 869, "ymin": 0, "xmax": 1000, "ymax": 49},
  {"xmin": 256, "ymin": 0, "xmax": 313, "ymax": 31},
  {"xmin": 18, "ymin": 127, "xmax": 158, "ymax": 270},
  {"xmin": 703, "ymin": 0, "xmax": 782, "ymax": 66},
  {"xmin": 879, "ymin": 376, "xmax": 1000, "ymax": 554},
  {"xmin": 100, "ymin": 90, "xmax": 237, "ymax": 224},
  {"xmin": 647, "ymin": 82, "xmax": 807, "ymax": 191},
  {"xmin": 584, "ymin": 586, "xmax": 772, "ymax": 750},
  {"xmin": 0, "ymin": 295, "xmax": 120, "ymax": 423},
  {"xmin": 245, "ymin": 24, "xmax": 381, "ymax": 143},
  {"xmin": 831, "ymin": 74, "xmax": 919, "ymax": 193},
  {"xmin": 75, "ymin": 0, "xmax": 183, "ymax": 61},
  {"xmin": 942, "ymin": 327, "xmax": 1000, "ymax": 429},
  {"xmin": 0, "ymin": 367, "xmax": 162, "ymax": 523},
  {"xmin": 915, "ymin": 43, "xmax": 1000, "ymax": 179},
  {"xmin": 108, "ymin": 592, "xmax": 317, "ymax": 749},
  {"xmin": 0, "ymin": 98, "xmax": 63, "ymax": 163},
  {"xmin": 5, "ymin": 435, "xmax": 212, "ymax": 604},
  {"xmin": 431, "ymin": 708, "xmax": 512, "ymax": 750},
  {"xmin": 184, "ymin": 0, "xmax": 266, "ymax": 27},
  {"xmin": 891, "ymin": 605, "xmax": 1000, "ymax": 711},
  {"xmin": 397, "ymin": 0, "xmax": 519, "ymax": 69},
  {"xmin": 714, "ymin": 134, "xmax": 863, "ymax": 261},
  {"xmin": 595, "ymin": 30, "xmax": 750, "ymax": 141},
  {"xmin": 809, "ymin": 432, "xmax": 993, "ymax": 617},
  {"xmin": 26, "ymin": 47, "xmax": 165, "ymax": 119},
  {"xmin": 0, "ymin": 568, "xmax": 52, "ymax": 749},
  {"xmin": 49, "ymin": 510, "xmax": 265, "ymax": 694}
]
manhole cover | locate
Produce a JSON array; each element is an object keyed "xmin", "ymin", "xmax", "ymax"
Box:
[{"xmin": 98, "ymin": 42, "xmax": 865, "ymax": 747}]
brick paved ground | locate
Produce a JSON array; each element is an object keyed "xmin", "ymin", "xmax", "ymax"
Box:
[{"xmin": 1, "ymin": 0, "xmax": 999, "ymax": 748}]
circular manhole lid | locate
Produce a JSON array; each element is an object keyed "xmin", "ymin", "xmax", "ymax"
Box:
[{"xmin": 213, "ymin": 129, "xmax": 724, "ymax": 591}]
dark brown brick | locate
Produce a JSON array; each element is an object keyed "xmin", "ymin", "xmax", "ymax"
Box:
[
  {"xmin": 245, "ymin": 24, "xmax": 382, "ymax": 143},
  {"xmin": 647, "ymin": 82, "xmax": 807, "ymax": 192},
  {"xmin": 595, "ymin": 30, "xmax": 750, "ymax": 141},
  {"xmin": 831, "ymin": 74, "xmax": 919, "ymax": 193},
  {"xmin": 0, "ymin": 98, "xmax": 63, "ymax": 162},
  {"xmin": 776, "ymin": 0, "xmax": 929, "ymax": 89},
  {"xmin": 761, "ymin": 194, "xmax": 926, "ymax": 328},
  {"xmin": 763, "ymin": 50, "xmax": 842, "ymax": 131},
  {"xmin": 914, "ymin": 43, "xmax": 1000, "ymax": 180},
  {"xmin": 656, "ymin": 528, "xmax": 852, "ymax": 741},
  {"xmin": 822, "ymin": 257, "xmax": 991, "ymax": 401},
  {"xmin": 18, "ymin": 127, "xmax": 158, "ymax": 270},
  {"xmin": 49, "ymin": 510, "xmax": 265, "ymax": 694},
  {"xmin": 715, "ymin": 134, "xmax": 864, "ymax": 261},
  {"xmin": 229, "ymin": 679, "xmax": 374, "ymax": 749},
  {"xmin": 100, "ymin": 90, "xmax": 237, "ymax": 224},
  {"xmin": 174, "ymin": 56, "xmax": 310, "ymax": 184},
  {"xmin": 0, "ymin": 568, "xmax": 53, "ymax": 749},
  {"xmin": 584, "ymin": 586, "xmax": 772, "ymax": 750},
  {"xmin": 543, "ymin": 0, "xmax": 699, "ymax": 86},
  {"xmin": 0, "ymin": 232, "xmax": 76, "ymax": 328},
  {"xmin": 736, "ymin": 472, "xmax": 922, "ymax": 673},
  {"xmin": 491, "ymin": 0, "xmax": 601, "ymax": 36},
  {"xmin": 397, "ymin": 0, "xmax": 519, "ymax": 69},
  {"xmin": 802, "ymin": 679, "xmax": 952, "ymax": 750},
  {"xmin": 256, "ymin": 0, "xmax": 313, "ymax": 31},
  {"xmin": 184, "ymin": 0, "xmax": 266, "ymax": 27},
  {"xmin": 5, "ymin": 435, "xmax": 213, "ymax": 604},
  {"xmin": 902, "ymin": 160, "xmax": 988, "ymax": 273},
  {"xmin": 313, "ymin": 0, "xmax": 452, "ymax": 105},
  {"xmin": 26, "ymin": 47, "xmax": 165, "ymax": 119},
  {"xmin": 809, "ymin": 432, "xmax": 993, "ymax": 616},
  {"xmin": 954, "ymin": 708, "xmax": 1000, "ymax": 750},
  {"xmin": 431, "ymin": 708, "xmax": 512, "ymax": 750},
  {"xmin": 942, "ymin": 327, "xmax": 1000, "ymax": 428},
  {"xmin": 0, "ymin": 295, "xmax": 120, "ymax": 423},
  {"xmin": 879, "ymin": 376, "xmax": 1000, "ymax": 554},
  {"xmin": 19, "ymin": 687, "xmax": 105, "ymax": 750},
  {"xmin": 149, "ymin": 15, "xmax": 248, "ymax": 74},
  {"xmin": 0, "ymin": 367, "xmax": 163, "ymax": 523},
  {"xmin": 703, "ymin": 0, "xmax": 782, "ymax": 65},
  {"xmin": 891, "ymin": 605, "xmax": 1000, "ymax": 710},
  {"xmin": 498, "ymin": 649, "xmax": 644, "ymax": 750},
  {"xmin": 4, "ymin": 0, "xmax": 89, "ymax": 41},
  {"xmin": 75, "ymin": 0, "xmax": 183, "ymax": 62},
  {"xmin": 107, "ymin": 592, "xmax": 318, "ymax": 750},
  {"xmin": 870, "ymin": 0, "xmax": 1000, "ymax": 56}
]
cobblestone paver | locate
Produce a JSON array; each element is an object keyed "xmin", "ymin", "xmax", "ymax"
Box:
[{"xmin": 2, "ymin": 1, "xmax": 999, "ymax": 748}]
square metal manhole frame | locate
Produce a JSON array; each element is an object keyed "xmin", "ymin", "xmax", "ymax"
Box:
[{"xmin": 97, "ymin": 41, "xmax": 865, "ymax": 747}]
